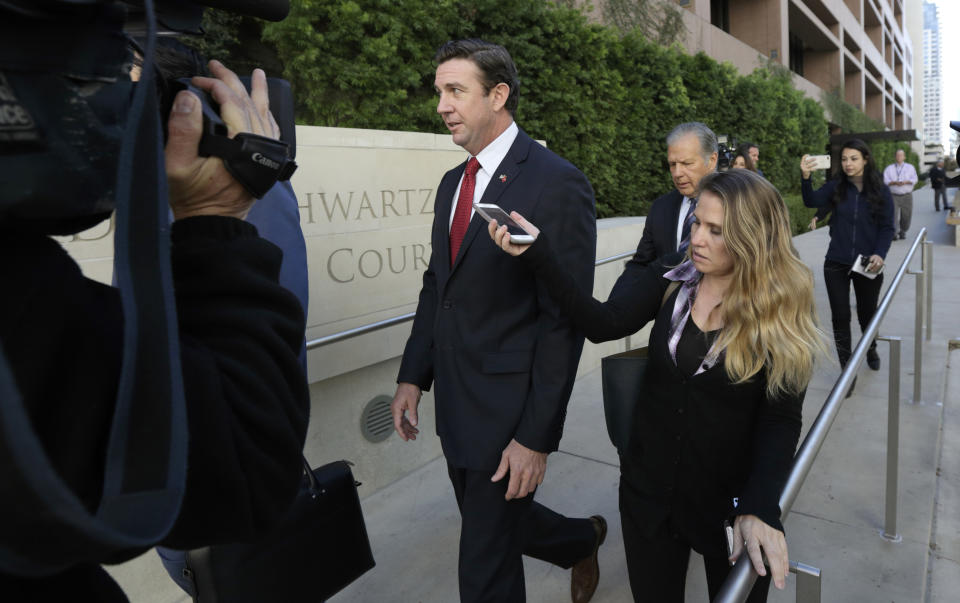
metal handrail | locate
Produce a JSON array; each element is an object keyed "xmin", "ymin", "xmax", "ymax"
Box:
[
  {"xmin": 714, "ymin": 228, "xmax": 929, "ymax": 602},
  {"xmin": 305, "ymin": 249, "xmax": 636, "ymax": 350}
]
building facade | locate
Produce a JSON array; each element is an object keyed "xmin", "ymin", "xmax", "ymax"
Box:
[
  {"xmin": 922, "ymin": 0, "xmax": 943, "ymax": 163},
  {"xmin": 668, "ymin": 0, "xmax": 916, "ymax": 131}
]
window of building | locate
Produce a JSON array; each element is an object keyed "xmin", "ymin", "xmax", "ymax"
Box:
[
  {"xmin": 789, "ymin": 32, "xmax": 805, "ymax": 77},
  {"xmin": 711, "ymin": 0, "xmax": 730, "ymax": 33}
]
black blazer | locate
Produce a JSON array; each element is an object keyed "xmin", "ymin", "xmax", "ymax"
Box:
[
  {"xmin": 398, "ymin": 129, "xmax": 597, "ymax": 470},
  {"xmin": 609, "ymin": 189, "xmax": 683, "ymax": 299},
  {"xmin": 521, "ymin": 241, "xmax": 803, "ymax": 557}
]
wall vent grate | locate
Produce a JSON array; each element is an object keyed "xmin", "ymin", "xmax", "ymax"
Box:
[{"xmin": 360, "ymin": 395, "xmax": 394, "ymax": 443}]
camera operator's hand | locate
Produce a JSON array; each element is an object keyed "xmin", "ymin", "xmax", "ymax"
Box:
[{"xmin": 165, "ymin": 60, "xmax": 280, "ymax": 221}]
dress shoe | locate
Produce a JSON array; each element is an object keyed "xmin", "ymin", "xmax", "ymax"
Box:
[
  {"xmin": 867, "ymin": 348, "xmax": 881, "ymax": 371},
  {"xmin": 846, "ymin": 376, "xmax": 857, "ymax": 398},
  {"xmin": 571, "ymin": 515, "xmax": 607, "ymax": 603}
]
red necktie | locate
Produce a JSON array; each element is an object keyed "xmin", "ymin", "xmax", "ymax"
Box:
[{"xmin": 450, "ymin": 157, "xmax": 480, "ymax": 265}]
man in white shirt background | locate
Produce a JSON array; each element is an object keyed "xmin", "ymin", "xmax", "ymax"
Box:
[{"xmin": 882, "ymin": 149, "xmax": 918, "ymax": 240}]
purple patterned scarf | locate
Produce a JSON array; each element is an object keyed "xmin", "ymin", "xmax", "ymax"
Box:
[{"xmin": 663, "ymin": 259, "xmax": 723, "ymax": 375}]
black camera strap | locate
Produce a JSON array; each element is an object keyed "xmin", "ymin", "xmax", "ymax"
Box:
[
  {"xmin": 201, "ymin": 131, "xmax": 297, "ymax": 199},
  {"xmin": 173, "ymin": 77, "xmax": 297, "ymax": 199}
]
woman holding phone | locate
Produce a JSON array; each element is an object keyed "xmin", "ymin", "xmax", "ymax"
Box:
[
  {"xmin": 488, "ymin": 169, "xmax": 823, "ymax": 602},
  {"xmin": 800, "ymin": 139, "xmax": 895, "ymax": 390}
]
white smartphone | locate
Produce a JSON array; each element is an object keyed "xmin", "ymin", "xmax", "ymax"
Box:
[
  {"xmin": 807, "ymin": 154, "xmax": 831, "ymax": 170},
  {"xmin": 473, "ymin": 203, "xmax": 535, "ymax": 244}
]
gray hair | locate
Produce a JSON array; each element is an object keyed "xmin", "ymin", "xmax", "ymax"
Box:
[{"xmin": 666, "ymin": 122, "xmax": 718, "ymax": 164}]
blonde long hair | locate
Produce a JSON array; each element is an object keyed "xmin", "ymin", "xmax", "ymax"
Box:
[{"xmin": 696, "ymin": 170, "xmax": 826, "ymax": 397}]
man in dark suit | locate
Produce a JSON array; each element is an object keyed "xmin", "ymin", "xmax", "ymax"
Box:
[
  {"xmin": 390, "ymin": 39, "xmax": 604, "ymax": 603},
  {"xmin": 610, "ymin": 122, "xmax": 718, "ymax": 297},
  {"xmin": 929, "ymin": 159, "xmax": 951, "ymax": 211}
]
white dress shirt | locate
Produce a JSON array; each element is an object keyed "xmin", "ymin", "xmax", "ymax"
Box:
[
  {"xmin": 448, "ymin": 122, "xmax": 520, "ymax": 230},
  {"xmin": 882, "ymin": 162, "xmax": 918, "ymax": 196}
]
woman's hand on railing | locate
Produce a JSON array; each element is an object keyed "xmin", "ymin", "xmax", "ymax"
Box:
[
  {"xmin": 730, "ymin": 514, "xmax": 789, "ymax": 590},
  {"xmin": 488, "ymin": 211, "xmax": 540, "ymax": 256}
]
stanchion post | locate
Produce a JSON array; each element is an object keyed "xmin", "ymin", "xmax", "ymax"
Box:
[
  {"xmin": 907, "ymin": 268, "xmax": 923, "ymax": 403},
  {"xmin": 791, "ymin": 561, "xmax": 822, "ymax": 603},
  {"xmin": 924, "ymin": 241, "xmax": 933, "ymax": 342},
  {"xmin": 877, "ymin": 335, "xmax": 902, "ymax": 542}
]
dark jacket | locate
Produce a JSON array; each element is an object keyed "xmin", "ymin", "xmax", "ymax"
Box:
[
  {"xmin": 929, "ymin": 166, "xmax": 947, "ymax": 189},
  {"xmin": 521, "ymin": 241, "xmax": 803, "ymax": 558},
  {"xmin": 610, "ymin": 189, "xmax": 685, "ymax": 300},
  {"xmin": 397, "ymin": 128, "xmax": 597, "ymax": 469},
  {"xmin": 619, "ymin": 189, "xmax": 683, "ymax": 265},
  {"xmin": 0, "ymin": 216, "xmax": 310, "ymax": 598},
  {"xmin": 802, "ymin": 178, "xmax": 896, "ymax": 265}
]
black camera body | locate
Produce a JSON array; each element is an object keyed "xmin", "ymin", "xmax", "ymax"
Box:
[
  {"xmin": 0, "ymin": 0, "xmax": 292, "ymax": 233},
  {"xmin": 0, "ymin": 0, "xmax": 298, "ymax": 578},
  {"xmin": 169, "ymin": 77, "xmax": 297, "ymax": 199},
  {"xmin": 717, "ymin": 134, "xmax": 739, "ymax": 170},
  {"xmin": 948, "ymin": 120, "xmax": 960, "ymax": 188}
]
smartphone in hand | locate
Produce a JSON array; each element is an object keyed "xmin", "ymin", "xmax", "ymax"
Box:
[
  {"xmin": 723, "ymin": 519, "xmax": 735, "ymax": 560},
  {"xmin": 807, "ymin": 154, "xmax": 831, "ymax": 170},
  {"xmin": 473, "ymin": 203, "xmax": 535, "ymax": 244}
]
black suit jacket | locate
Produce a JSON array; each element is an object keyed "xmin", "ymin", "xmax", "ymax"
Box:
[
  {"xmin": 398, "ymin": 128, "xmax": 597, "ymax": 470},
  {"xmin": 609, "ymin": 189, "xmax": 683, "ymax": 299}
]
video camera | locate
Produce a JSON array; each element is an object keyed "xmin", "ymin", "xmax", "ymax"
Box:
[
  {"xmin": 717, "ymin": 134, "xmax": 739, "ymax": 170},
  {"xmin": 0, "ymin": 0, "xmax": 296, "ymax": 577},
  {"xmin": 948, "ymin": 121, "xmax": 960, "ymax": 188},
  {"xmin": 0, "ymin": 0, "xmax": 295, "ymax": 234}
]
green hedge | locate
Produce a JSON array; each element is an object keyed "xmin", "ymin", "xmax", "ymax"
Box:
[
  {"xmin": 783, "ymin": 193, "xmax": 818, "ymax": 238},
  {"xmin": 261, "ymin": 0, "xmax": 829, "ymax": 225}
]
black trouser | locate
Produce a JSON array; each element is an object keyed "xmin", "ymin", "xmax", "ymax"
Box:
[
  {"xmin": 823, "ymin": 260, "xmax": 884, "ymax": 366},
  {"xmin": 447, "ymin": 464, "xmax": 596, "ymax": 603},
  {"xmin": 933, "ymin": 187, "xmax": 948, "ymax": 210},
  {"xmin": 619, "ymin": 481, "xmax": 770, "ymax": 602}
]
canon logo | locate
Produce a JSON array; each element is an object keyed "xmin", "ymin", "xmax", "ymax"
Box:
[{"xmin": 252, "ymin": 152, "xmax": 280, "ymax": 169}]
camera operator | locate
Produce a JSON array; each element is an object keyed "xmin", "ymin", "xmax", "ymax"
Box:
[{"xmin": 1, "ymin": 37, "xmax": 308, "ymax": 603}]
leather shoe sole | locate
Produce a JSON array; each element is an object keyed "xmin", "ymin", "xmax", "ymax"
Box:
[{"xmin": 571, "ymin": 515, "xmax": 607, "ymax": 603}]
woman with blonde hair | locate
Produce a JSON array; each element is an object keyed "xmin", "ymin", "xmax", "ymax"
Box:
[{"xmin": 489, "ymin": 169, "xmax": 823, "ymax": 602}]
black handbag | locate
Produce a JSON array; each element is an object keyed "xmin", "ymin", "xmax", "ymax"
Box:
[
  {"xmin": 184, "ymin": 458, "xmax": 375, "ymax": 602},
  {"xmin": 601, "ymin": 346, "xmax": 649, "ymax": 454},
  {"xmin": 600, "ymin": 281, "xmax": 679, "ymax": 454}
]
